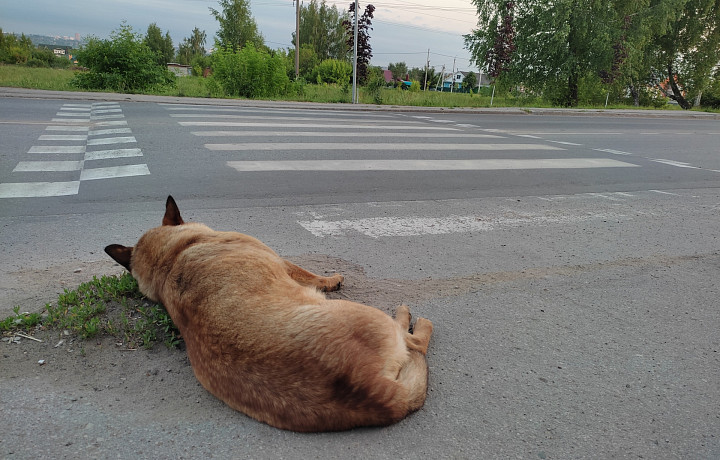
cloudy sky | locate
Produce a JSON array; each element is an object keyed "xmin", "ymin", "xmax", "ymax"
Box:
[{"xmin": 1, "ymin": 0, "xmax": 479, "ymax": 73}]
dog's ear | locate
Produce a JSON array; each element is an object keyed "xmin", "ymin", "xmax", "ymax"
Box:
[
  {"xmin": 162, "ymin": 195, "xmax": 184, "ymax": 226},
  {"xmin": 104, "ymin": 244, "xmax": 133, "ymax": 271}
]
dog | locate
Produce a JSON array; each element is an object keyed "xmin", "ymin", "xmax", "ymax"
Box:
[{"xmin": 104, "ymin": 196, "xmax": 433, "ymax": 432}]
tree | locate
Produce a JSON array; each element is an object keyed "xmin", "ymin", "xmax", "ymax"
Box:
[
  {"xmin": 0, "ymin": 29, "xmax": 34, "ymax": 64},
  {"xmin": 466, "ymin": 0, "xmax": 617, "ymax": 106},
  {"xmin": 388, "ymin": 62, "xmax": 408, "ymax": 81},
  {"xmin": 463, "ymin": 71, "xmax": 478, "ymax": 91},
  {"xmin": 292, "ymin": 0, "xmax": 349, "ymax": 61},
  {"xmin": 177, "ymin": 27, "xmax": 207, "ymax": 65},
  {"xmin": 486, "ymin": 1, "xmax": 516, "ymax": 81},
  {"xmin": 72, "ymin": 22, "xmax": 174, "ymax": 92},
  {"xmin": 144, "ymin": 23, "xmax": 174, "ymax": 65},
  {"xmin": 210, "ymin": 0, "xmax": 264, "ymax": 51},
  {"xmin": 343, "ymin": 3, "xmax": 375, "ymax": 85},
  {"xmin": 651, "ymin": 0, "xmax": 720, "ymax": 109}
]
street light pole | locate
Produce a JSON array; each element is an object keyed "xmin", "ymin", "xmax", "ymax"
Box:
[
  {"xmin": 352, "ymin": 0, "xmax": 359, "ymax": 103},
  {"xmin": 295, "ymin": 0, "xmax": 300, "ymax": 79}
]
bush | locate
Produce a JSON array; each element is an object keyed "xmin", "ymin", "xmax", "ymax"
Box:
[
  {"xmin": 209, "ymin": 43, "xmax": 291, "ymax": 98},
  {"xmin": 71, "ymin": 23, "xmax": 175, "ymax": 93},
  {"xmin": 313, "ymin": 58, "xmax": 352, "ymax": 85}
]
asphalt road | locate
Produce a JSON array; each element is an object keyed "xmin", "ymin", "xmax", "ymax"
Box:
[{"xmin": 1, "ymin": 90, "xmax": 719, "ymax": 459}]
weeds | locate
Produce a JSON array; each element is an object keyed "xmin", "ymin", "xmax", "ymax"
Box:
[
  {"xmin": 0, "ymin": 306, "xmax": 42, "ymax": 332},
  {"xmin": 2, "ymin": 273, "xmax": 182, "ymax": 349}
]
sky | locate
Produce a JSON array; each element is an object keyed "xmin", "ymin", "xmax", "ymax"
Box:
[{"xmin": 0, "ymin": 0, "xmax": 480, "ymax": 73}]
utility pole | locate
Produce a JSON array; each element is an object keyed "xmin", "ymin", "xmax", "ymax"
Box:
[
  {"xmin": 423, "ymin": 49, "xmax": 429, "ymax": 91},
  {"xmin": 294, "ymin": 0, "xmax": 300, "ymax": 79},
  {"xmin": 352, "ymin": 0, "xmax": 359, "ymax": 103},
  {"xmin": 450, "ymin": 57, "xmax": 456, "ymax": 93}
]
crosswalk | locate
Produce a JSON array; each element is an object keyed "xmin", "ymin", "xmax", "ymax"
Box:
[
  {"xmin": 162, "ymin": 104, "xmax": 639, "ymax": 173},
  {"xmin": 0, "ymin": 102, "xmax": 149, "ymax": 198}
]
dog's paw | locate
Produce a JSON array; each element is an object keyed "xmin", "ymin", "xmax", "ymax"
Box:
[{"xmin": 321, "ymin": 274, "xmax": 344, "ymax": 292}]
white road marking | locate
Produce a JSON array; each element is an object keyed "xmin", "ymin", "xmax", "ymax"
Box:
[
  {"xmin": 1, "ymin": 102, "xmax": 150, "ymax": 198},
  {"xmin": 84, "ymin": 148, "xmax": 143, "ymax": 161},
  {"xmin": 95, "ymin": 120, "xmax": 128, "ymax": 127},
  {"xmin": 549, "ymin": 140, "xmax": 583, "ymax": 146},
  {"xmin": 298, "ymin": 212, "xmax": 625, "ymax": 238},
  {"xmin": 210, "ymin": 143, "xmax": 563, "ymax": 151},
  {"xmin": 161, "ymin": 104, "xmax": 394, "ymax": 117},
  {"xmin": 180, "ymin": 122, "xmax": 459, "ymax": 130},
  {"xmin": 89, "ymin": 128, "xmax": 132, "ymax": 136},
  {"xmin": 595, "ymin": 148, "xmax": 634, "ymax": 156},
  {"xmin": 46, "ymin": 126, "xmax": 89, "ymax": 132},
  {"xmin": 80, "ymin": 164, "xmax": 150, "ymax": 181},
  {"xmin": 193, "ymin": 131, "xmax": 503, "ymax": 138},
  {"xmin": 169, "ymin": 114, "xmax": 421, "ymax": 124},
  {"xmin": 91, "ymin": 114, "xmax": 124, "ymax": 120},
  {"xmin": 87, "ymin": 136, "xmax": 137, "ymax": 146},
  {"xmin": 0, "ymin": 181, "xmax": 80, "ymax": 198},
  {"xmin": 54, "ymin": 112, "xmax": 90, "ymax": 117},
  {"xmin": 51, "ymin": 118, "xmax": 89, "ymax": 123},
  {"xmin": 650, "ymin": 190, "xmax": 683, "ymax": 196},
  {"xmin": 651, "ymin": 159, "xmax": 700, "ymax": 169},
  {"xmin": 13, "ymin": 161, "xmax": 83, "ymax": 172},
  {"xmin": 38, "ymin": 135, "xmax": 88, "ymax": 141},
  {"xmin": 227, "ymin": 158, "xmax": 637, "ymax": 172},
  {"xmin": 28, "ymin": 146, "xmax": 85, "ymax": 154}
]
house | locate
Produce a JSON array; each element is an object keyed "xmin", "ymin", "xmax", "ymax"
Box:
[
  {"xmin": 167, "ymin": 63, "xmax": 193, "ymax": 77},
  {"xmin": 441, "ymin": 71, "xmax": 491, "ymax": 90}
]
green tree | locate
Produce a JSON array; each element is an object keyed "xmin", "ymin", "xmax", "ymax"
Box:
[
  {"xmin": 72, "ymin": 22, "xmax": 174, "ymax": 92},
  {"xmin": 651, "ymin": 0, "xmax": 720, "ymax": 109},
  {"xmin": 286, "ymin": 43, "xmax": 319, "ymax": 80},
  {"xmin": 388, "ymin": 61, "xmax": 408, "ymax": 80},
  {"xmin": 463, "ymin": 71, "xmax": 478, "ymax": 91},
  {"xmin": 210, "ymin": 0, "xmax": 264, "ymax": 51},
  {"xmin": 177, "ymin": 27, "xmax": 207, "ymax": 65},
  {"xmin": 292, "ymin": 0, "xmax": 349, "ymax": 61},
  {"xmin": 342, "ymin": 3, "xmax": 375, "ymax": 85},
  {"xmin": 466, "ymin": 1, "xmax": 617, "ymax": 106},
  {"xmin": 0, "ymin": 30, "xmax": 34, "ymax": 64},
  {"xmin": 144, "ymin": 23, "xmax": 174, "ymax": 65}
]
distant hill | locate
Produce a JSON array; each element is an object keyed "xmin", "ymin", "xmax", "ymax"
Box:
[{"xmin": 7, "ymin": 33, "xmax": 86, "ymax": 47}]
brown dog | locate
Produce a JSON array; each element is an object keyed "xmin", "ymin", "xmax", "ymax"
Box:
[{"xmin": 104, "ymin": 196, "xmax": 433, "ymax": 432}]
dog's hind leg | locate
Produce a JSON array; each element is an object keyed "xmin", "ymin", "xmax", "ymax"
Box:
[
  {"xmin": 282, "ymin": 260, "xmax": 344, "ymax": 292},
  {"xmin": 395, "ymin": 305, "xmax": 432, "ymax": 355}
]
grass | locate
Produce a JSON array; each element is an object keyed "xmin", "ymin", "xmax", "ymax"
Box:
[
  {"xmin": 3, "ymin": 64, "xmax": 716, "ymax": 112},
  {"xmin": 2, "ymin": 273, "xmax": 182, "ymax": 349},
  {"xmin": 0, "ymin": 64, "xmax": 78, "ymax": 91}
]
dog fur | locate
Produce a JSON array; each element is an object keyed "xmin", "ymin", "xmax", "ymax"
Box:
[{"xmin": 104, "ymin": 196, "xmax": 433, "ymax": 432}]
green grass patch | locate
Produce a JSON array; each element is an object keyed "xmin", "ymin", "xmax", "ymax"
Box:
[
  {"xmin": 0, "ymin": 306, "xmax": 43, "ymax": 332},
  {"xmin": 0, "ymin": 64, "xmax": 706, "ymax": 111},
  {"xmin": 0, "ymin": 64, "xmax": 78, "ymax": 91},
  {"xmin": 1, "ymin": 273, "xmax": 182, "ymax": 349}
]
